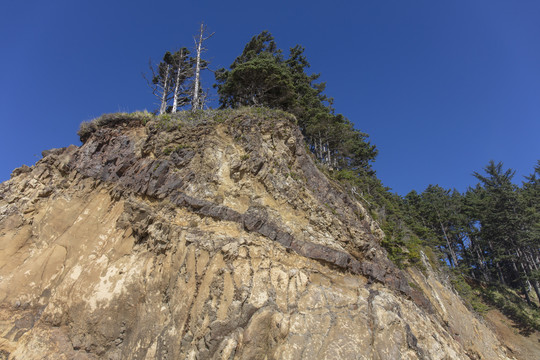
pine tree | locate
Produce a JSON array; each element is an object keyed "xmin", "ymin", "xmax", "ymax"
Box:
[
  {"xmin": 215, "ymin": 31, "xmax": 377, "ymax": 174},
  {"xmin": 215, "ymin": 31, "xmax": 295, "ymax": 109},
  {"xmin": 472, "ymin": 161, "xmax": 533, "ymax": 303},
  {"xmin": 520, "ymin": 161, "xmax": 540, "ymax": 302}
]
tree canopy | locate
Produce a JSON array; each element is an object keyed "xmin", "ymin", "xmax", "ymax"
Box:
[
  {"xmin": 397, "ymin": 161, "xmax": 540, "ymax": 306},
  {"xmin": 215, "ymin": 31, "xmax": 377, "ymax": 173}
]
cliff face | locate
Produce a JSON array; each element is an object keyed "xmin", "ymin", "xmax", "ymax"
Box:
[{"xmin": 0, "ymin": 110, "xmax": 512, "ymax": 359}]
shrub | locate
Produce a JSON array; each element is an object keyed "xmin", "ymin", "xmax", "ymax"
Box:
[
  {"xmin": 77, "ymin": 121, "xmax": 98, "ymax": 142},
  {"xmin": 77, "ymin": 111, "xmax": 153, "ymax": 142},
  {"xmin": 450, "ymin": 274, "xmax": 490, "ymax": 314}
]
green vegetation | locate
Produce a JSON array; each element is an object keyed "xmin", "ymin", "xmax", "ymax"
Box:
[
  {"xmin": 398, "ymin": 162, "xmax": 540, "ymax": 306},
  {"xmin": 151, "ymin": 107, "xmax": 295, "ymax": 132},
  {"xmin": 215, "ymin": 31, "xmax": 377, "ymax": 174},
  {"xmin": 329, "ymin": 168, "xmax": 425, "ymax": 267},
  {"xmin": 482, "ymin": 285, "xmax": 540, "ymax": 331},
  {"xmin": 77, "ymin": 107, "xmax": 302, "ymax": 144},
  {"xmin": 163, "ymin": 144, "xmax": 190, "ymax": 156},
  {"xmin": 396, "ymin": 161, "xmax": 539, "ymax": 330},
  {"xmin": 449, "ymin": 275, "xmax": 490, "ymax": 314},
  {"xmin": 146, "ymin": 48, "xmax": 195, "ymax": 114},
  {"xmin": 78, "ymin": 111, "xmax": 153, "ymax": 142}
]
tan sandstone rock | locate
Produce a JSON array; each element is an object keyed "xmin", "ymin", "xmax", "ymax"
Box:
[{"xmin": 0, "ymin": 110, "xmax": 515, "ymax": 359}]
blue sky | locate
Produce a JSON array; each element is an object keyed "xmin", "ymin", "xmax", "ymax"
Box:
[{"xmin": 1, "ymin": 0, "xmax": 539, "ymax": 195}]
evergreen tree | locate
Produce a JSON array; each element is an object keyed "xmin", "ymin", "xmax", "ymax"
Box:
[
  {"xmin": 520, "ymin": 161, "xmax": 540, "ymax": 302},
  {"xmin": 402, "ymin": 185, "xmax": 468, "ymax": 269},
  {"xmin": 215, "ymin": 31, "xmax": 295, "ymax": 109},
  {"xmin": 215, "ymin": 31, "xmax": 377, "ymax": 173},
  {"xmin": 471, "ymin": 161, "xmax": 533, "ymax": 303},
  {"xmin": 216, "ymin": 55, "xmax": 296, "ymax": 108}
]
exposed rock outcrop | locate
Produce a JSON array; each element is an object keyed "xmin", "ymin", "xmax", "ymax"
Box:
[{"xmin": 0, "ymin": 110, "xmax": 514, "ymax": 359}]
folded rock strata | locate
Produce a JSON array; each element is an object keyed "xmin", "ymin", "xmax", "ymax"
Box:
[{"xmin": 0, "ymin": 110, "xmax": 513, "ymax": 359}]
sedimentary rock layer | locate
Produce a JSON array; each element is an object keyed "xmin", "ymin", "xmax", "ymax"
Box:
[{"xmin": 0, "ymin": 110, "xmax": 512, "ymax": 359}]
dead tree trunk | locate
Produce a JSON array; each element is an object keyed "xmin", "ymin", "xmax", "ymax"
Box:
[
  {"xmin": 159, "ymin": 64, "xmax": 171, "ymax": 115},
  {"xmin": 172, "ymin": 49, "xmax": 185, "ymax": 113},
  {"xmin": 192, "ymin": 22, "xmax": 214, "ymax": 110}
]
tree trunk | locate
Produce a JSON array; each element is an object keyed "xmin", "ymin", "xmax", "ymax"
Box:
[
  {"xmin": 326, "ymin": 140, "xmax": 332, "ymax": 170},
  {"xmin": 435, "ymin": 210, "xmax": 459, "ymax": 267},
  {"xmin": 474, "ymin": 244, "xmax": 490, "ymax": 283},
  {"xmin": 521, "ymin": 248, "xmax": 540, "ymax": 303},
  {"xmin": 159, "ymin": 64, "xmax": 171, "ymax": 115},
  {"xmin": 318, "ymin": 135, "xmax": 323, "ymax": 163},
  {"xmin": 192, "ymin": 23, "xmax": 204, "ymax": 110},
  {"xmin": 488, "ymin": 240, "xmax": 506, "ymax": 285},
  {"xmin": 172, "ymin": 49, "xmax": 185, "ymax": 113},
  {"xmin": 510, "ymin": 258, "xmax": 532, "ymax": 306}
]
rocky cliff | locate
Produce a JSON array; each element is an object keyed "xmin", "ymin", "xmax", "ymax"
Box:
[{"xmin": 0, "ymin": 109, "xmax": 515, "ymax": 359}]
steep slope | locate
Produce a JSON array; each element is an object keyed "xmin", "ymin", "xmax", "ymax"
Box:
[{"xmin": 0, "ymin": 109, "xmax": 513, "ymax": 359}]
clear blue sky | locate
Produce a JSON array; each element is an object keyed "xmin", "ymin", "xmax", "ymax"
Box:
[{"xmin": 1, "ymin": 0, "xmax": 539, "ymax": 195}]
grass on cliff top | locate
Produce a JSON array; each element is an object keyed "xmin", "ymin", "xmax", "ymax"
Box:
[
  {"xmin": 152, "ymin": 107, "xmax": 295, "ymax": 131},
  {"xmin": 78, "ymin": 111, "xmax": 153, "ymax": 142},
  {"xmin": 77, "ymin": 107, "xmax": 296, "ymax": 142}
]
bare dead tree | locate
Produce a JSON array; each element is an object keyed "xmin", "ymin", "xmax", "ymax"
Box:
[{"xmin": 192, "ymin": 22, "xmax": 214, "ymax": 110}]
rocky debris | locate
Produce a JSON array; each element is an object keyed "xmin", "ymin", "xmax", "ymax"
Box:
[{"xmin": 0, "ymin": 110, "xmax": 514, "ymax": 359}]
